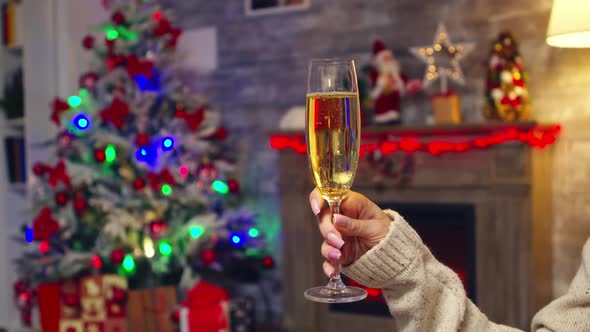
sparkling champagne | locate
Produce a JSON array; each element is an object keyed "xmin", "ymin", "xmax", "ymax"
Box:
[{"xmin": 306, "ymin": 92, "xmax": 361, "ymax": 202}]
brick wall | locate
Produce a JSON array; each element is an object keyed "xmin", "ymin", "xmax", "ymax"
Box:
[{"xmin": 166, "ymin": 0, "xmax": 590, "ymax": 313}]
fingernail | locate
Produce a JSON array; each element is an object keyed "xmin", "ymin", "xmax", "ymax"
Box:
[
  {"xmin": 327, "ymin": 232, "xmax": 344, "ymax": 249},
  {"xmin": 311, "ymin": 199, "xmax": 321, "ymax": 215},
  {"xmin": 334, "ymin": 214, "xmax": 349, "ymax": 228},
  {"xmin": 324, "ymin": 264, "xmax": 335, "ymax": 278},
  {"xmin": 328, "ymin": 250, "xmax": 341, "ymax": 261}
]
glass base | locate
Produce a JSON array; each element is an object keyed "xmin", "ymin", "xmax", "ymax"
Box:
[{"xmin": 304, "ymin": 285, "xmax": 367, "ymax": 303}]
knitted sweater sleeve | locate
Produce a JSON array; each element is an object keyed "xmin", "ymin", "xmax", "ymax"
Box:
[{"xmin": 342, "ymin": 210, "xmax": 519, "ymax": 332}]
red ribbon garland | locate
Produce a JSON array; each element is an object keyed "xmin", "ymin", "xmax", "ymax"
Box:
[{"xmin": 147, "ymin": 169, "xmax": 175, "ymax": 191}]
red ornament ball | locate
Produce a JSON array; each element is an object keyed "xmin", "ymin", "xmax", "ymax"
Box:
[
  {"xmin": 149, "ymin": 220, "xmax": 168, "ymax": 238},
  {"xmin": 73, "ymin": 198, "xmax": 88, "ymax": 213},
  {"xmin": 200, "ymin": 249, "xmax": 216, "ymax": 265},
  {"xmin": 170, "ymin": 309, "xmax": 180, "ymax": 323},
  {"xmin": 14, "ymin": 280, "xmax": 28, "ymax": 294},
  {"xmin": 133, "ymin": 178, "xmax": 146, "ymax": 190},
  {"xmin": 79, "ymin": 71, "xmax": 100, "ymax": 90},
  {"xmin": 110, "ymin": 249, "xmax": 126, "ymax": 265},
  {"xmin": 227, "ymin": 179, "xmax": 239, "ymax": 193},
  {"xmin": 82, "ymin": 35, "xmax": 95, "ymax": 49},
  {"xmin": 262, "ymin": 256, "xmax": 274, "ymax": 269},
  {"xmin": 33, "ymin": 162, "xmax": 46, "ymax": 176},
  {"xmin": 135, "ymin": 133, "xmax": 150, "ymax": 147},
  {"xmin": 62, "ymin": 294, "xmax": 80, "ymax": 307},
  {"xmin": 111, "ymin": 286, "xmax": 127, "ymax": 303},
  {"xmin": 55, "ymin": 191, "xmax": 70, "ymax": 206},
  {"xmin": 92, "ymin": 255, "xmax": 102, "ymax": 269},
  {"xmin": 94, "ymin": 149, "xmax": 107, "ymax": 163},
  {"xmin": 111, "ymin": 11, "xmax": 126, "ymax": 25}
]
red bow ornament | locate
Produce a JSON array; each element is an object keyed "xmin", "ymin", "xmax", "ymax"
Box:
[
  {"xmin": 176, "ymin": 107, "xmax": 205, "ymax": 131},
  {"xmin": 47, "ymin": 161, "xmax": 71, "ymax": 188},
  {"xmin": 147, "ymin": 169, "xmax": 175, "ymax": 191},
  {"xmin": 100, "ymin": 97, "xmax": 130, "ymax": 129},
  {"xmin": 33, "ymin": 208, "xmax": 60, "ymax": 241},
  {"xmin": 153, "ymin": 18, "xmax": 182, "ymax": 48},
  {"xmin": 51, "ymin": 98, "xmax": 70, "ymax": 126},
  {"xmin": 125, "ymin": 55, "xmax": 154, "ymax": 79}
]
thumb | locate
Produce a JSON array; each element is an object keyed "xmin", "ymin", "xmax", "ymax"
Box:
[{"xmin": 333, "ymin": 214, "xmax": 370, "ymax": 237}]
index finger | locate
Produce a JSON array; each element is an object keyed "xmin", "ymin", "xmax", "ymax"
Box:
[{"xmin": 309, "ymin": 188, "xmax": 325, "ymax": 215}]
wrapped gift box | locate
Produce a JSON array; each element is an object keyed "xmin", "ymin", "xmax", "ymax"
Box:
[
  {"xmin": 38, "ymin": 275, "xmax": 128, "ymax": 332},
  {"xmin": 179, "ymin": 281, "xmax": 230, "ymax": 332},
  {"xmin": 431, "ymin": 92, "xmax": 462, "ymax": 124}
]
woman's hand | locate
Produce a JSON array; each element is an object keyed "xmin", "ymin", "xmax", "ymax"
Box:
[{"xmin": 309, "ymin": 188, "xmax": 392, "ymax": 278}]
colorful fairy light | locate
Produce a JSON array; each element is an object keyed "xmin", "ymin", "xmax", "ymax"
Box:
[
  {"xmin": 68, "ymin": 95, "xmax": 82, "ymax": 108},
  {"xmin": 73, "ymin": 114, "xmax": 90, "ymax": 131},
  {"xmin": 24, "ymin": 227, "xmax": 34, "ymax": 243},
  {"xmin": 106, "ymin": 29, "xmax": 119, "ymax": 40},
  {"xmin": 122, "ymin": 254, "xmax": 135, "ymax": 272},
  {"xmin": 159, "ymin": 241, "xmax": 172, "ymax": 256},
  {"xmin": 189, "ymin": 225, "xmax": 204, "ymax": 239},
  {"xmin": 211, "ymin": 180, "xmax": 229, "ymax": 195},
  {"xmin": 39, "ymin": 241, "xmax": 49, "ymax": 254},
  {"xmin": 105, "ymin": 144, "xmax": 117, "ymax": 163},
  {"xmin": 161, "ymin": 184, "xmax": 172, "ymax": 196},
  {"xmin": 162, "ymin": 137, "xmax": 174, "ymax": 151},
  {"xmin": 230, "ymin": 233, "xmax": 245, "ymax": 247},
  {"xmin": 92, "ymin": 255, "xmax": 102, "ymax": 269},
  {"xmin": 179, "ymin": 165, "xmax": 189, "ymax": 178},
  {"xmin": 248, "ymin": 228, "xmax": 259, "ymax": 238},
  {"xmin": 143, "ymin": 237, "xmax": 155, "ymax": 258}
]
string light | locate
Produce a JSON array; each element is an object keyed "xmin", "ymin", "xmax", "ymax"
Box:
[
  {"xmin": 24, "ymin": 227, "xmax": 34, "ymax": 243},
  {"xmin": 248, "ymin": 228, "xmax": 259, "ymax": 238},
  {"xmin": 106, "ymin": 29, "xmax": 119, "ymax": 40},
  {"xmin": 143, "ymin": 237, "xmax": 155, "ymax": 258},
  {"xmin": 189, "ymin": 225, "xmax": 204, "ymax": 239},
  {"xmin": 159, "ymin": 241, "xmax": 172, "ymax": 256},
  {"xmin": 230, "ymin": 233, "xmax": 245, "ymax": 247},
  {"xmin": 39, "ymin": 241, "xmax": 49, "ymax": 254},
  {"xmin": 211, "ymin": 180, "xmax": 229, "ymax": 195},
  {"xmin": 162, "ymin": 137, "xmax": 174, "ymax": 151},
  {"xmin": 161, "ymin": 184, "xmax": 172, "ymax": 196},
  {"xmin": 92, "ymin": 255, "xmax": 102, "ymax": 269},
  {"xmin": 122, "ymin": 254, "xmax": 135, "ymax": 272},
  {"xmin": 73, "ymin": 114, "xmax": 90, "ymax": 131},
  {"xmin": 68, "ymin": 96, "xmax": 82, "ymax": 108},
  {"xmin": 270, "ymin": 125, "xmax": 561, "ymax": 156},
  {"xmin": 105, "ymin": 144, "xmax": 117, "ymax": 163},
  {"xmin": 179, "ymin": 165, "xmax": 189, "ymax": 178}
]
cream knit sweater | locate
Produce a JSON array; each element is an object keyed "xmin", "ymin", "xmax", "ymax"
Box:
[{"xmin": 343, "ymin": 210, "xmax": 590, "ymax": 332}]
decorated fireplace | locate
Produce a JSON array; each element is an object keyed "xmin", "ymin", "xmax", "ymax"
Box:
[{"xmin": 273, "ymin": 123, "xmax": 556, "ymax": 332}]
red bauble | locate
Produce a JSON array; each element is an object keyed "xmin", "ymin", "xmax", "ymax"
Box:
[
  {"xmin": 227, "ymin": 179, "xmax": 239, "ymax": 193},
  {"xmin": 149, "ymin": 219, "xmax": 168, "ymax": 239},
  {"xmin": 112, "ymin": 286, "xmax": 127, "ymax": 303},
  {"xmin": 135, "ymin": 133, "xmax": 150, "ymax": 147},
  {"xmin": 94, "ymin": 149, "xmax": 106, "ymax": 163},
  {"xmin": 200, "ymin": 249, "xmax": 216, "ymax": 265},
  {"xmin": 79, "ymin": 71, "xmax": 100, "ymax": 90},
  {"xmin": 92, "ymin": 255, "xmax": 102, "ymax": 269},
  {"xmin": 110, "ymin": 249, "xmax": 126, "ymax": 265},
  {"xmin": 213, "ymin": 127, "xmax": 228, "ymax": 140},
  {"xmin": 112, "ymin": 11, "xmax": 126, "ymax": 25},
  {"xmin": 62, "ymin": 294, "xmax": 80, "ymax": 308},
  {"xmin": 82, "ymin": 35, "xmax": 94, "ymax": 49},
  {"xmin": 73, "ymin": 198, "xmax": 88, "ymax": 213},
  {"xmin": 262, "ymin": 256, "xmax": 274, "ymax": 269},
  {"xmin": 133, "ymin": 178, "xmax": 146, "ymax": 190},
  {"xmin": 170, "ymin": 309, "xmax": 180, "ymax": 323},
  {"xmin": 55, "ymin": 191, "xmax": 70, "ymax": 206},
  {"xmin": 33, "ymin": 162, "xmax": 46, "ymax": 176}
]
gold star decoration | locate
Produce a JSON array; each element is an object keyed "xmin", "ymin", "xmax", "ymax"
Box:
[{"xmin": 410, "ymin": 23, "xmax": 475, "ymax": 93}]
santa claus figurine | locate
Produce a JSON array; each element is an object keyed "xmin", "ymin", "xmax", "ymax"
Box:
[{"xmin": 369, "ymin": 40, "xmax": 421, "ymax": 125}]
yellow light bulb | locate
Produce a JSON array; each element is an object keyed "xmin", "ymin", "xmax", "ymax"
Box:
[
  {"xmin": 419, "ymin": 48, "xmax": 426, "ymax": 55},
  {"xmin": 426, "ymin": 48, "xmax": 434, "ymax": 55},
  {"xmin": 434, "ymin": 44, "xmax": 442, "ymax": 51},
  {"xmin": 428, "ymin": 65, "xmax": 436, "ymax": 72},
  {"xmin": 513, "ymin": 72, "xmax": 522, "ymax": 80},
  {"xmin": 143, "ymin": 238, "xmax": 155, "ymax": 258}
]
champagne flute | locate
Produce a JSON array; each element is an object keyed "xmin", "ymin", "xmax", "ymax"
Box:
[{"xmin": 304, "ymin": 59, "xmax": 367, "ymax": 303}]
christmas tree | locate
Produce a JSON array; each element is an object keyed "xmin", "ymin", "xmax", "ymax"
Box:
[
  {"xmin": 13, "ymin": 1, "xmax": 274, "ymax": 294},
  {"xmin": 484, "ymin": 31, "xmax": 531, "ymax": 121}
]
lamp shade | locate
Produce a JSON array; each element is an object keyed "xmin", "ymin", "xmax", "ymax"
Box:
[{"xmin": 547, "ymin": 0, "xmax": 590, "ymax": 48}]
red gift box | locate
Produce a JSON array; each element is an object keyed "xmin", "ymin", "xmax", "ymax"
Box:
[
  {"xmin": 179, "ymin": 281, "xmax": 230, "ymax": 332},
  {"xmin": 38, "ymin": 275, "xmax": 128, "ymax": 332}
]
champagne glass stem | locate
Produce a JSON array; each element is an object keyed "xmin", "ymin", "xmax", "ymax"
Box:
[{"xmin": 326, "ymin": 200, "xmax": 346, "ymax": 291}]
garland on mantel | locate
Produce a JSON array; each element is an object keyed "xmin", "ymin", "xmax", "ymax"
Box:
[{"xmin": 270, "ymin": 124, "xmax": 561, "ymax": 157}]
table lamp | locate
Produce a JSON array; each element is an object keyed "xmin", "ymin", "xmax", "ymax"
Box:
[{"xmin": 547, "ymin": 0, "xmax": 590, "ymax": 48}]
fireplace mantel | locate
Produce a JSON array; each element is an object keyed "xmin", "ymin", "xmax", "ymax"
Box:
[{"xmin": 275, "ymin": 124, "xmax": 555, "ymax": 332}]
